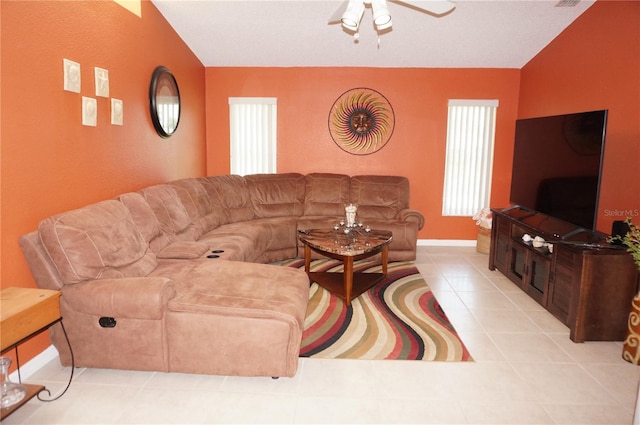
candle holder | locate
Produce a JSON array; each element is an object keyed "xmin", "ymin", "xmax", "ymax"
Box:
[{"xmin": 333, "ymin": 216, "xmax": 373, "ymax": 251}]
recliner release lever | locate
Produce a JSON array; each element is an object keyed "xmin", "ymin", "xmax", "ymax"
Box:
[{"xmin": 98, "ymin": 317, "xmax": 117, "ymax": 328}]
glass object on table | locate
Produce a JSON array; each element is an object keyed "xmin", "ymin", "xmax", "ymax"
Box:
[
  {"xmin": 345, "ymin": 203, "xmax": 358, "ymax": 227},
  {"xmin": 0, "ymin": 357, "xmax": 27, "ymax": 409}
]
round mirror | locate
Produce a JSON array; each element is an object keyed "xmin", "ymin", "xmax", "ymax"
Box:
[{"xmin": 149, "ymin": 66, "xmax": 180, "ymax": 138}]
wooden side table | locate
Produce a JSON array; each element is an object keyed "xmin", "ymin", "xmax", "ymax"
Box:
[{"xmin": 1, "ymin": 287, "xmax": 64, "ymax": 419}]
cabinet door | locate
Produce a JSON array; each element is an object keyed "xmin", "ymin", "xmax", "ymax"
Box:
[
  {"xmin": 508, "ymin": 243, "xmax": 527, "ymax": 287},
  {"xmin": 508, "ymin": 242, "xmax": 550, "ymax": 306},
  {"xmin": 491, "ymin": 215, "xmax": 511, "ymax": 274},
  {"xmin": 548, "ymin": 246, "xmax": 576, "ymax": 325},
  {"xmin": 489, "ymin": 214, "xmax": 511, "ymax": 275},
  {"xmin": 525, "ymin": 250, "xmax": 550, "ymax": 305}
]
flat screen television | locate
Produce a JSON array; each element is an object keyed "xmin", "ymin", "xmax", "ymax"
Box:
[{"xmin": 509, "ymin": 109, "xmax": 608, "ymax": 231}]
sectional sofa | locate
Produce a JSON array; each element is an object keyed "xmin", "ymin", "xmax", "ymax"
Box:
[{"xmin": 19, "ymin": 173, "xmax": 424, "ymax": 377}]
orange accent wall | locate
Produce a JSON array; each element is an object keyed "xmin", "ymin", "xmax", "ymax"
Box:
[
  {"xmin": 519, "ymin": 0, "xmax": 640, "ymax": 234},
  {"xmin": 206, "ymin": 67, "xmax": 521, "ymax": 240},
  {"xmin": 1, "ymin": 1, "xmax": 206, "ymax": 364}
]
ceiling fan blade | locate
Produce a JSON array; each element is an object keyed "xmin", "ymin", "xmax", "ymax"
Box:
[
  {"xmin": 328, "ymin": 0, "xmax": 350, "ymax": 24},
  {"xmin": 390, "ymin": 0, "xmax": 456, "ymax": 16}
]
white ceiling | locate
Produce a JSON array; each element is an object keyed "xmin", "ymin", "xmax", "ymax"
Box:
[{"xmin": 151, "ymin": 0, "xmax": 595, "ymax": 68}]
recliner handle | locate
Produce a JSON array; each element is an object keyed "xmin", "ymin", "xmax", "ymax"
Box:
[{"xmin": 98, "ymin": 317, "xmax": 117, "ymax": 328}]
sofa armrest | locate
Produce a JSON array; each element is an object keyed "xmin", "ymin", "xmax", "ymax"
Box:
[
  {"xmin": 61, "ymin": 277, "xmax": 175, "ymax": 320},
  {"xmin": 397, "ymin": 208, "xmax": 425, "ymax": 230}
]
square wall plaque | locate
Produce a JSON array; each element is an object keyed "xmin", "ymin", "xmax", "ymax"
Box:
[
  {"xmin": 63, "ymin": 59, "xmax": 81, "ymax": 93},
  {"xmin": 82, "ymin": 97, "xmax": 97, "ymax": 127},
  {"xmin": 95, "ymin": 67, "xmax": 109, "ymax": 97},
  {"xmin": 111, "ymin": 98, "xmax": 123, "ymax": 126}
]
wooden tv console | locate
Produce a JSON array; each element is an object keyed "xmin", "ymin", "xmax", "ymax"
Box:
[{"xmin": 488, "ymin": 207, "xmax": 639, "ymax": 342}]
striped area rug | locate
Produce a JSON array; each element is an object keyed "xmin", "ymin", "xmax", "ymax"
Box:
[{"xmin": 281, "ymin": 259, "xmax": 473, "ymax": 362}]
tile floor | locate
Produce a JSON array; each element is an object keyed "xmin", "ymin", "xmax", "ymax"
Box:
[{"xmin": 4, "ymin": 246, "xmax": 640, "ymax": 424}]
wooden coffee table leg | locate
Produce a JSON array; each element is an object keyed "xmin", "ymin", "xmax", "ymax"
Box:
[
  {"xmin": 304, "ymin": 245, "xmax": 311, "ymax": 272},
  {"xmin": 381, "ymin": 245, "xmax": 388, "ymax": 277},
  {"xmin": 343, "ymin": 256, "xmax": 354, "ymax": 306}
]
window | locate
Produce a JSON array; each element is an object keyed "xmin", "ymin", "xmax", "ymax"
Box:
[
  {"xmin": 442, "ymin": 99, "xmax": 498, "ymax": 216},
  {"xmin": 228, "ymin": 97, "xmax": 277, "ymax": 176}
]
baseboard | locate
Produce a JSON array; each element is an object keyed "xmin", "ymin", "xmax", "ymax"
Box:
[
  {"xmin": 9, "ymin": 345, "xmax": 59, "ymax": 382},
  {"xmin": 418, "ymin": 239, "xmax": 476, "ymax": 247}
]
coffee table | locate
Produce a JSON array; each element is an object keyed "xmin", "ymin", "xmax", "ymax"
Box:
[{"xmin": 298, "ymin": 228, "xmax": 393, "ymax": 306}]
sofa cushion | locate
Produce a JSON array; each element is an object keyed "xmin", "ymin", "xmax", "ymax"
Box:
[
  {"xmin": 303, "ymin": 173, "xmax": 350, "ymax": 216},
  {"xmin": 167, "ymin": 260, "xmax": 308, "ymax": 329},
  {"xmin": 201, "ymin": 175, "xmax": 255, "ymax": 224},
  {"xmin": 361, "ymin": 219, "xmax": 418, "ymax": 250},
  {"xmin": 140, "ymin": 184, "xmax": 197, "ymax": 241},
  {"xmin": 252, "ymin": 217, "xmax": 299, "ymax": 251},
  {"xmin": 157, "ymin": 241, "xmax": 210, "ymax": 260},
  {"xmin": 199, "ymin": 221, "xmax": 270, "ymax": 262},
  {"xmin": 165, "ymin": 260, "xmax": 309, "ymax": 377},
  {"xmin": 246, "ymin": 173, "xmax": 306, "ymax": 218},
  {"xmin": 38, "ymin": 200, "xmax": 157, "ymax": 285},
  {"xmin": 169, "ymin": 178, "xmax": 221, "ymax": 237},
  {"xmin": 118, "ymin": 192, "xmax": 174, "ymax": 255},
  {"xmin": 350, "ymin": 175, "xmax": 410, "ymax": 220},
  {"xmin": 61, "ymin": 276, "xmax": 174, "ymax": 320},
  {"xmin": 118, "ymin": 192, "xmax": 162, "ymax": 242},
  {"xmin": 296, "ymin": 216, "xmax": 341, "ymax": 233}
]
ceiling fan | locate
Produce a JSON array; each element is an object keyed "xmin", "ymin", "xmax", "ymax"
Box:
[{"xmin": 329, "ymin": 0, "xmax": 456, "ymax": 35}]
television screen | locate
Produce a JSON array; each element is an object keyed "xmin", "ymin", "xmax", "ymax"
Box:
[{"xmin": 509, "ymin": 110, "xmax": 608, "ymax": 230}]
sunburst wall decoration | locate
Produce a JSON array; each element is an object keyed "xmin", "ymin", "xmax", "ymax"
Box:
[{"xmin": 328, "ymin": 87, "xmax": 395, "ymax": 155}]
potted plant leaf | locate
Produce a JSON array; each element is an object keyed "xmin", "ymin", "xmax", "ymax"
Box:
[{"xmin": 609, "ymin": 218, "xmax": 640, "ymax": 364}]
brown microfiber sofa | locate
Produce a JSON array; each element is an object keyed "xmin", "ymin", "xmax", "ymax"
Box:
[{"xmin": 19, "ymin": 173, "xmax": 424, "ymax": 378}]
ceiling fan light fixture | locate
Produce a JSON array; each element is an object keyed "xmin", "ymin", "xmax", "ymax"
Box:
[
  {"xmin": 375, "ymin": 16, "xmax": 392, "ymax": 31},
  {"xmin": 372, "ymin": 0, "xmax": 392, "ymax": 30},
  {"xmin": 341, "ymin": 0, "xmax": 365, "ymax": 31}
]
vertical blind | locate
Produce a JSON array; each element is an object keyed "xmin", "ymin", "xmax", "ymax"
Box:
[
  {"xmin": 229, "ymin": 97, "xmax": 277, "ymax": 176},
  {"xmin": 442, "ymin": 99, "xmax": 499, "ymax": 216},
  {"xmin": 158, "ymin": 103, "xmax": 179, "ymax": 134}
]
